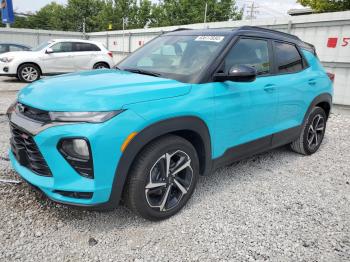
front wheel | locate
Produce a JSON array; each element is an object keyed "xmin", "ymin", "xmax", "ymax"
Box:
[
  {"xmin": 123, "ymin": 135, "xmax": 199, "ymax": 221},
  {"xmin": 18, "ymin": 63, "xmax": 40, "ymax": 83},
  {"xmin": 290, "ymin": 106, "xmax": 327, "ymax": 155}
]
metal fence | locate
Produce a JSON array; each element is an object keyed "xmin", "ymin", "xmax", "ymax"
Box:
[{"xmin": 1, "ymin": 11, "xmax": 350, "ymax": 105}]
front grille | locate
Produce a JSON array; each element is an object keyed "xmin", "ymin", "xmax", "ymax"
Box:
[
  {"xmin": 17, "ymin": 103, "xmax": 51, "ymax": 123},
  {"xmin": 10, "ymin": 123, "xmax": 52, "ymax": 177}
]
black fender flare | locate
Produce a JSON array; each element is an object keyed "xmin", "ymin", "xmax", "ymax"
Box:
[
  {"xmin": 103, "ymin": 116, "xmax": 212, "ymax": 209},
  {"xmin": 303, "ymin": 93, "xmax": 332, "ymax": 123}
]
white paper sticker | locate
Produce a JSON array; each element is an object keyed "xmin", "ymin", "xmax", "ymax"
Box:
[{"xmin": 195, "ymin": 36, "xmax": 225, "ymax": 43}]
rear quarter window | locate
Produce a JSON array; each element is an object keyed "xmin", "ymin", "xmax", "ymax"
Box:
[
  {"xmin": 274, "ymin": 42, "xmax": 303, "ymax": 74},
  {"xmin": 74, "ymin": 43, "xmax": 101, "ymax": 52}
]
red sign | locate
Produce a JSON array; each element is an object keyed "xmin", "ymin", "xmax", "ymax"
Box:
[
  {"xmin": 327, "ymin": 38, "xmax": 338, "ymax": 48},
  {"xmin": 327, "ymin": 37, "xmax": 350, "ymax": 48}
]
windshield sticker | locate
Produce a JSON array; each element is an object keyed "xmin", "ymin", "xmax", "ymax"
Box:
[{"xmin": 195, "ymin": 36, "xmax": 225, "ymax": 42}]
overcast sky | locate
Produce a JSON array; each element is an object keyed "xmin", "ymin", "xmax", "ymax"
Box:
[{"xmin": 13, "ymin": 0, "xmax": 303, "ymax": 18}]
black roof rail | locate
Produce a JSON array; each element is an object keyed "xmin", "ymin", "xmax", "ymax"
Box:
[{"xmin": 237, "ymin": 26, "xmax": 301, "ymax": 41}]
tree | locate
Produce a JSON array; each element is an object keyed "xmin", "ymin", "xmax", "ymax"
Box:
[
  {"xmin": 149, "ymin": 0, "xmax": 242, "ymax": 27},
  {"xmin": 7, "ymin": 0, "xmax": 242, "ymax": 31},
  {"xmin": 65, "ymin": 0, "xmax": 104, "ymax": 32},
  {"xmin": 298, "ymin": 0, "xmax": 350, "ymax": 12},
  {"xmin": 27, "ymin": 3, "xmax": 68, "ymax": 30}
]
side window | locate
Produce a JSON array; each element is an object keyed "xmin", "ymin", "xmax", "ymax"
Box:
[
  {"xmin": 0, "ymin": 44, "xmax": 8, "ymax": 53},
  {"xmin": 74, "ymin": 43, "xmax": 101, "ymax": 52},
  {"xmin": 224, "ymin": 38, "xmax": 270, "ymax": 75},
  {"xmin": 51, "ymin": 42, "xmax": 74, "ymax": 53},
  {"xmin": 274, "ymin": 42, "xmax": 303, "ymax": 74},
  {"xmin": 9, "ymin": 45, "xmax": 26, "ymax": 51}
]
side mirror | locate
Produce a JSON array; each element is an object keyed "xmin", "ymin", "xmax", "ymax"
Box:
[
  {"xmin": 214, "ymin": 65, "xmax": 257, "ymax": 82},
  {"xmin": 46, "ymin": 48, "xmax": 54, "ymax": 54}
]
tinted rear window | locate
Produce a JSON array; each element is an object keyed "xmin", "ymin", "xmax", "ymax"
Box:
[
  {"xmin": 74, "ymin": 43, "xmax": 100, "ymax": 52},
  {"xmin": 275, "ymin": 42, "xmax": 303, "ymax": 74}
]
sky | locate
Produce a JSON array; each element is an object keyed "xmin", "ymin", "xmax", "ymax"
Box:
[{"xmin": 13, "ymin": 0, "xmax": 303, "ymax": 18}]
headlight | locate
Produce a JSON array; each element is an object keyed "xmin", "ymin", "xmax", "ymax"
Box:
[
  {"xmin": 0, "ymin": 56, "xmax": 14, "ymax": 63},
  {"xmin": 49, "ymin": 110, "xmax": 124, "ymax": 123}
]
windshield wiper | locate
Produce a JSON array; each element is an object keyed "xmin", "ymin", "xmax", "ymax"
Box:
[{"xmin": 123, "ymin": 68, "xmax": 162, "ymax": 77}]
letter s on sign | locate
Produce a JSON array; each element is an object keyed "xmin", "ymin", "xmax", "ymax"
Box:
[{"xmin": 342, "ymin": 38, "xmax": 350, "ymax": 47}]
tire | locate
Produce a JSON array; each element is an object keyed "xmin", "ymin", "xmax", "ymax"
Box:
[
  {"xmin": 18, "ymin": 63, "xmax": 40, "ymax": 83},
  {"xmin": 123, "ymin": 135, "xmax": 199, "ymax": 221},
  {"xmin": 290, "ymin": 106, "xmax": 327, "ymax": 155},
  {"xmin": 93, "ymin": 62, "xmax": 110, "ymax": 69}
]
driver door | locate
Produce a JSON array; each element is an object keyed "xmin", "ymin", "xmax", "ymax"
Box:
[
  {"xmin": 41, "ymin": 42, "xmax": 75, "ymax": 73},
  {"xmin": 213, "ymin": 37, "xmax": 278, "ymax": 157}
]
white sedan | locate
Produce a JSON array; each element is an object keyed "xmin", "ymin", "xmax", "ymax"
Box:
[{"xmin": 0, "ymin": 39, "xmax": 114, "ymax": 83}]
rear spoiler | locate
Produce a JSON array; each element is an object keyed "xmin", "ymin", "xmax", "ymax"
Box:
[{"xmin": 303, "ymin": 41, "xmax": 318, "ymax": 57}]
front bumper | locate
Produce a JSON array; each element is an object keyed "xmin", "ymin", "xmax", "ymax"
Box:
[
  {"xmin": 8, "ymin": 109, "xmax": 145, "ymax": 208},
  {"xmin": 0, "ymin": 61, "xmax": 16, "ymax": 75}
]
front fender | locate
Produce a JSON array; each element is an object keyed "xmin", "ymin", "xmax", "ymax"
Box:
[{"xmin": 106, "ymin": 116, "xmax": 212, "ymax": 208}]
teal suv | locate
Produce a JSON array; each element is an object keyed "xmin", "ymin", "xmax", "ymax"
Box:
[{"xmin": 7, "ymin": 27, "xmax": 333, "ymax": 220}]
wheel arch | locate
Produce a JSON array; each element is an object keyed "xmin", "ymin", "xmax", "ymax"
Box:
[
  {"xmin": 107, "ymin": 116, "xmax": 212, "ymax": 208},
  {"xmin": 17, "ymin": 62, "xmax": 43, "ymax": 75},
  {"xmin": 303, "ymin": 93, "xmax": 332, "ymax": 123},
  {"xmin": 93, "ymin": 61, "xmax": 110, "ymax": 69}
]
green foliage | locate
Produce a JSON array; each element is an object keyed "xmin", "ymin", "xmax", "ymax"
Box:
[
  {"xmin": 7, "ymin": 0, "xmax": 242, "ymax": 32},
  {"xmin": 298, "ymin": 0, "xmax": 350, "ymax": 12}
]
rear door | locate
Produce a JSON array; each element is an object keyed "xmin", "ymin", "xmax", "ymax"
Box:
[
  {"xmin": 271, "ymin": 41, "xmax": 312, "ymax": 132},
  {"xmin": 73, "ymin": 42, "xmax": 101, "ymax": 71},
  {"xmin": 214, "ymin": 37, "xmax": 278, "ymax": 155}
]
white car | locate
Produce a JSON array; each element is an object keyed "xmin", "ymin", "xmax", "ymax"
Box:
[{"xmin": 0, "ymin": 39, "xmax": 114, "ymax": 83}]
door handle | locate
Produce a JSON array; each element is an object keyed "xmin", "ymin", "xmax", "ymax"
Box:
[
  {"xmin": 264, "ymin": 84, "xmax": 276, "ymax": 93},
  {"xmin": 308, "ymin": 79, "xmax": 316, "ymax": 86}
]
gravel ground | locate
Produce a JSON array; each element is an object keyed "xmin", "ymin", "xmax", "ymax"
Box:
[{"xmin": 0, "ymin": 80, "xmax": 349, "ymax": 261}]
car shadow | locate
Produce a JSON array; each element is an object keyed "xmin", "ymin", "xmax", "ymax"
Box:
[{"xmin": 15, "ymin": 144, "xmax": 308, "ymax": 230}]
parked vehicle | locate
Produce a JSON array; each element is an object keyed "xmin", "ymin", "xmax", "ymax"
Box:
[
  {"xmin": 0, "ymin": 39, "xmax": 114, "ymax": 83},
  {"xmin": 7, "ymin": 26, "xmax": 333, "ymax": 220},
  {"xmin": 0, "ymin": 43, "xmax": 31, "ymax": 54}
]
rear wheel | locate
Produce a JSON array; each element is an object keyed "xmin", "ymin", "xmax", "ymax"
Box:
[
  {"xmin": 18, "ymin": 63, "xmax": 40, "ymax": 83},
  {"xmin": 290, "ymin": 106, "xmax": 327, "ymax": 155},
  {"xmin": 93, "ymin": 62, "xmax": 110, "ymax": 69},
  {"xmin": 124, "ymin": 135, "xmax": 199, "ymax": 221}
]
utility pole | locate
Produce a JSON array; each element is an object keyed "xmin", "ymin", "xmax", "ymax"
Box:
[
  {"xmin": 246, "ymin": 2, "xmax": 259, "ymax": 21},
  {"xmin": 82, "ymin": 18, "xmax": 86, "ymax": 39}
]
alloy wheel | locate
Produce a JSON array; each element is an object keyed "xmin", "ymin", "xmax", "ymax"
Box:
[
  {"xmin": 145, "ymin": 150, "xmax": 193, "ymax": 212},
  {"xmin": 307, "ymin": 114, "xmax": 325, "ymax": 150},
  {"xmin": 21, "ymin": 67, "xmax": 38, "ymax": 82}
]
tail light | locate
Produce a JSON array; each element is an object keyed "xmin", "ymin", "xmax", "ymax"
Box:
[
  {"xmin": 107, "ymin": 51, "xmax": 113, "ymax": 58},
  {"xmin": 327, "ymin": 72, "xmax": 335, "ymax": 83}
]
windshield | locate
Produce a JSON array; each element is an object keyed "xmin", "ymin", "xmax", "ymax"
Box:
[
  {"xmin": 32, "ymin": 41, "xmax": 53, "ymax": 51},
  {"xmin": 118, "ymin": 35, "xmax": 228, "ymax": 82}
]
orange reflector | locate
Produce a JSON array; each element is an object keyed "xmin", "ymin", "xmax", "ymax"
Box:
[{"xmin": 121, "ymin": 132, "xmax": 137, "ymax": 152}]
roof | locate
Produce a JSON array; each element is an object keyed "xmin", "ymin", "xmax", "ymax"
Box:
[
  {"xmin": 164, "ymin": 25, "xmax": 313, "ymax": 52},
  {"xmin": 288, "ymin": 8, "xmax": 313, "ymax": 16},
  {"xmin": 51, "ymin": 39, "xmax": 97, "ymax": 44}
]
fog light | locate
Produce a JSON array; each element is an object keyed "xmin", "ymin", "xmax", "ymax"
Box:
[
  {"xmin": 61, "ymin": 139, "xmax": 89, "ymax": 160},
  {"xmin": 58, "ymin": 138, "xmax": 94, "ymax": 179},
  {"xmin": 3, "ymin": 66, "xmax": 9, "ymax": 72}
]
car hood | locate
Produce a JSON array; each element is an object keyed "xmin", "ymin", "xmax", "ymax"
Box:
[{"xmin": 18, "ymin": 70, "xmax": 191, "ymax": 111}]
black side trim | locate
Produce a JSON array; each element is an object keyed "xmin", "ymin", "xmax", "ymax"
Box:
[
  {"xmin": 213, "ymin": 125, "xmax": 302, "ymax": 170},
  {"xmin": 101, "ymin": 116, "xmax": 212, "ymax": 209}
]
